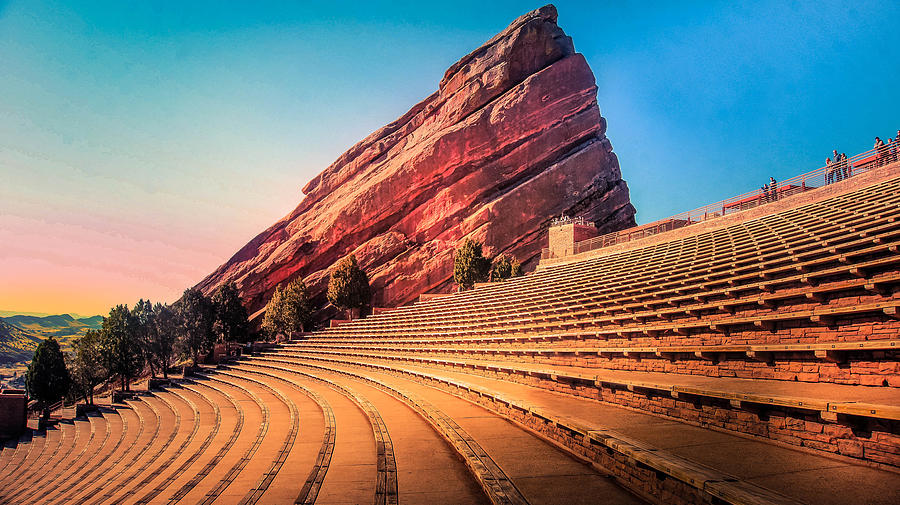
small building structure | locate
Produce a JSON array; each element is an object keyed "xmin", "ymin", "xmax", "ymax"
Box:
[
  {"xmin": 547, "ymin": 217, "xmax": 598, "ymax": 258},
  {"xmin": 0, "ymin": 389, "xmax": 27, "ymax": 439},
  {"xmin": 211, "ymin": 342, "xmax": 243, "ymax": 363}
]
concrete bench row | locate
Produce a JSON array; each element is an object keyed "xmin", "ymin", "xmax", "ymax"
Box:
[
  {"xmin": 316, "ymin": 241, "xmax": 900, "ymax": 341},
  {"xmin": 244, "ymin": 355, "xmax": 848, "ymax": 505},
  {"xmin": 281, "ymin": 338, "xmax": 900, "ymax": 386},
  {"xmin": 316, "ymin": 180, "xmax": 900, "ymax": 339},
  {"xmin": 262, "ymin": 349, "xmax": 900, "ymax": 467}
]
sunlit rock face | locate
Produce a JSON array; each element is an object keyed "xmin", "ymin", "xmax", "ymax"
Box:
[{"xmin": 195, "ymin": 4, "xmax": 636, "ymax": 320}]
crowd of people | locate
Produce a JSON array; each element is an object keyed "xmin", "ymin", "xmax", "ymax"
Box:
[
  {"xmin": 874, "ymin": 131, "xmax": 900, "ymax": 168},
  {"xmin": 825, "ymin": 149, "xmax": 849, "ymax": 184},
  {"xmin": 824, "ymin": 131, "xmax": 899, "ymax": 186}
]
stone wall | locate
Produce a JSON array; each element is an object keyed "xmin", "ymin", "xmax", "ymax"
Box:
[{"xmin": 0, "ymin": 390, "xmax": 27, "ymax": 439}]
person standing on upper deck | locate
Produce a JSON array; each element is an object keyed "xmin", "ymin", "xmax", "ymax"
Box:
[
  {"xmin": 826, "ymin": 157, "xmax": 835, "ymax": 184},
  {"xmin": 769, "ymin": 177, "xmax": 778, "ymax": 201},
  {"xmin": 875, "ymin": 137, "xmax": 887, "ymax": 167},
  {"xmin": 831, "ymin": 149, "xmax": 843, "ymax": 182},
  {"xmin": 893, "ymin": 131, "xmax": 900, "ymax": 164},
  {"xmin": 840, "ymin": 152, "xmax": 850, "ymax": 179}
]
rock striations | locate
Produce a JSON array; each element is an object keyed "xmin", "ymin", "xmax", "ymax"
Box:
[{"xmin": 196, "ymin": 4, "xmax": 636, "ymax": 320}]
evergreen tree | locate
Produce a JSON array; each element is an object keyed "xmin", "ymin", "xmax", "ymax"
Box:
[
  {"xmin": 177, "ymin": 288, "xmax": 216, "ymax": 367},
  {"xmin": 150, "ymin": 303, "xmax": 179, "ymax": 378},
  {"xmin": 262, "ymin": 284, "xmax": 285, "ymax": 339},
  {"xmin": 281, "ymin": 278, "xmax": 313, "ymax": 332},
  {"xmin": 262, "ymin": 278, "xmax": 312, "ymax": 337},
  {"xmin": 132, "ymin": 299, "xmax": 157, "ymax": 376},
  {"xmin": 70, "ymin": 329, "xmax": 107, "ymax": 405},
  {"xmin": 25, "ymin": 335, "xmax": 71, "ymax": 412},
  {"xmin": 212, "ymin": 282, "xmax": 250, "ymax": 343},
  {"xmin": 453, "ymin": 238, "xmax": 491, "ymax": 290},
  {"xmin": 326, "ymin": 255, "xmax": 370, "ymax": 317},
  {"xmin": 100, "ymin": 304, "xmax": 144, "ymax": 391},
  {"xmin": 489, "ymin": 254, "xmax": 523, "ymax": 282}
]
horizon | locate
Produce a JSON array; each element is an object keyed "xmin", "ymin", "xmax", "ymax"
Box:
[
  {"xmin": 0, "ymin": 310, "xmax": 102, "ymax": 319},
  {"xmin": 2, "ymin": 0, "xmax": 899, "ymax": 316}
]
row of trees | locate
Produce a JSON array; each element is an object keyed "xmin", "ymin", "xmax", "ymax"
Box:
[
  {"xmin": 260, "ymin": 242, "xmax": 518, "ymax": 336},
  {"xmin": 26, "ymin": 282, "xmax": 251, "ymax": 411},
  {"xmin": 28, "ymin": 255, "xmax": 376, "ymax": 411},
  {"xmin": 454, "ymin": 238, "xmax": 523, "ymax": 290},
  {"xmin": 26, "ymin": 244, "xmax": 515, "ymax": 411},
  {"xmin": 263, "ymin": 255, "xmax": 372, "ymax": 336}
]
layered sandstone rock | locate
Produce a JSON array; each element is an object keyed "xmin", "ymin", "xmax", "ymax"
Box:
[{"xmin": 196, "ymin": 4, "xmax": 636, "ymax": 320}]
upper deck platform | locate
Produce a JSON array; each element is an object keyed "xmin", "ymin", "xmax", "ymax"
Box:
[{"xmin": 540, "ymin": 149, "xmax": 899, "ymax": 269}]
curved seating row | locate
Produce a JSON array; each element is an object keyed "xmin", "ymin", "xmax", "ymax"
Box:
[
  {"xmin": 276, "ymin": 174, "xmax": 900, "ymax": 477},
  {"xmin": 241, "ymin": 353, "xmax": 900, "ymax": 505}
]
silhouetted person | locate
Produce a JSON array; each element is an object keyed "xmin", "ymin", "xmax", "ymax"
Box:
[
  {"xmin": 840, "ymin": 152, "xmax": 850, "ymax": 179},
  {"xmin": 761, "ymin": 183, "xmax": 769, "ymax": 204},
  {"xmin": 825, "ymin": 157, "xmax": 835, "ymax": 184},
  {"xmin": 896, "ymin": 131, "xmax": 900, "ymax": 162},
  {"xmin": 875, "ymin": 137, "xmax": 887, "ymax": 167},
  {"xmin": 769, "ymin": 177, "xmax": 778, "ymax": 201},
  {"xmin": 830, "ymin": 149, "xmax": 842, "ymax": 182}
]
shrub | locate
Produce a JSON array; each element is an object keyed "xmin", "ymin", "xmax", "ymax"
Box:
[{"xmin": 489, "ymin": 254, "xmax": 523, "ymax": 282}]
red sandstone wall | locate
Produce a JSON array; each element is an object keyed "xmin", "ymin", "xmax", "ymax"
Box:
[{"xmin": 195, "ymin": 5, "xmax": 636, "ymax": 321}]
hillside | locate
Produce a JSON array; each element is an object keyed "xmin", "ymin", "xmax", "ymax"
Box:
[
  {"xmin": 3, "ymin": 313, "xmax": 102, "ymax": 338},
  {"xmin": 0, "ymin": 319, "xmax": 42, "ymax": 365},
  {"xmin": 0, "ymin": 313, "xmax": 103, "ymax": 385}
]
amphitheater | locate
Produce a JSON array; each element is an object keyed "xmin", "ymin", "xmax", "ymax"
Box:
[{"xmin": 2, "ymin": 152, "xmax": 900, "ymax": 504}]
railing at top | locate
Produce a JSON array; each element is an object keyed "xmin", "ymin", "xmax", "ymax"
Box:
[
  {"xmin": 542, "ymin": 142, "xmax": 899, "ymax": 261},
  {"xmin": 550, "ymin": 216, "xmax": 593, "ymax": 227}
]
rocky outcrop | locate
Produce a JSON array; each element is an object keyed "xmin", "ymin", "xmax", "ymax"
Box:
[{"xmin": 195, "ymin": 4, "xmax": 636, "ymax": 321}]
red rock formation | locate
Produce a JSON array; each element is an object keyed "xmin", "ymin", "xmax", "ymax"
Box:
[{"xmin": 195, "ymin": 4, "xmax": 636, "ymax": 321}]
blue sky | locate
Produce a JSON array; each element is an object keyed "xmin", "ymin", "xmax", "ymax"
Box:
[{"xmin": 1, "ymin": 0, "xmax": 898, "ymax": 314}]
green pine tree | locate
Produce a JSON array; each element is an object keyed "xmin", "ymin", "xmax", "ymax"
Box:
[
  {"xmin": 212, "ymin": 282, "xmax": 250, "ymax": 343},
  {"xmin": 177, "ymin": 288, "xmax": 216, "ymax": 367},
  {"xmin": 26, "ymin": 335, "xmax": 71, "ymax": 412},
  {"xmin": 327, "ymin": 255, "xmax": 371, "ymax": 317},
  {"xmin": 262, "ymin": 278, "xmax": 313, "ymax": 337},
  {"xmin": 150, "ymin": 303, "xmax": 179, "ymax": 378},
  {"xmin": 70, "ymin": 329, "xmax": 107, "ymax": 405},
  {"xmin": 454, "ymin": 238, "xmax": 491, "ymax": 290},
  {"xmin": 100, "ymin": 304, "xmax": 145, "ymax": 392},
  {"xmin": 489, "ymin": 254, "xmax": 523, "ymax": 282}
]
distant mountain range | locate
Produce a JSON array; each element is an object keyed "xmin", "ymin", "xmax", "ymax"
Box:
[
  {"xmin": 0, "ymin": 319, "xmax": 43, "ymax": 365},
  {"xmin": 0, "ymin": 313, "xmax": 103, "ymax": 368},
  {"xmin": 2, "ymin": 314, "xmax": 103, "ymax": 335}
]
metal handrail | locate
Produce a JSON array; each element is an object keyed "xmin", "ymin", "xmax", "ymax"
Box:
[
  {"xmin": 542, "ymin": 142, "xmax": 899, "ymax": 260},
  {"xmin": 550, "ymin": 216, "xmax": 592, "ymax": 227}
]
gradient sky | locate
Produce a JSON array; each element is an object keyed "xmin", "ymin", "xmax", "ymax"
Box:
[{"xmin": 1, "ymin": 0, "xmax": 898, "ymax": 316}]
